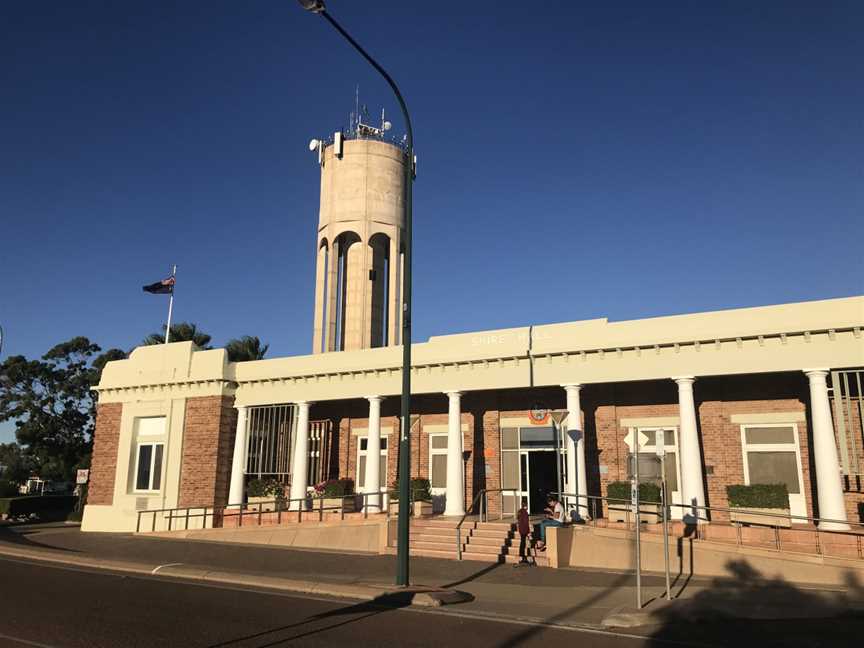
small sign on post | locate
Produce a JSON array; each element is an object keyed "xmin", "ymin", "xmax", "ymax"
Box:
[{"xmin": 76, "ymin": 469, "xmax": 90, "ymax": 485}]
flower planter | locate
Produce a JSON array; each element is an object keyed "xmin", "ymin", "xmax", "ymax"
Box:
[
  {"xmin": 730, "ymin": 507, "xmax": 791, "ymax": 528},
  {"xmin": 608, "ymin": 502, "xmax": 662, "ymax": 524}
]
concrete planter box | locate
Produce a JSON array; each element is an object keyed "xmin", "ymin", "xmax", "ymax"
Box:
[
  {"xmin": 413, "ymin": 501, "xmax": 433, "ymax": 518},
  {"xmin": 320, "ymin": 496, "xmax": 356, "ymax": 513},
  {"xmin": 730, "ymin": 507, "xmax": 791, "ymax": 528},
  {"xmin": 247, "ymin": 496, "xmax": 280, "ymax": 513},
  {"xmin": 609, "ymin": 502, "xmax": 662, "ymax": 524}
]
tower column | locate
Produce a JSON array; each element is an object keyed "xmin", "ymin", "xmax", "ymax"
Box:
[
  {"xmin": 388, "ymin": 231, "xmax": 401, "ymax": 346},
  {"xmin": 312, "ymin": 240, "xmax": 327, "ymax": 353}
]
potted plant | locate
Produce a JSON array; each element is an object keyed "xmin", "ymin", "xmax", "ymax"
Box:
[
  {"xmin": 607, "ymin": 481, "xmax": 662, "ymax": 524},
  {"xmin": 246, "ymin": 478, "xmax": 285, "ymax": 512},
  {"xmin": 727, "ymin": 483, "xmax": 791, "ymax": 528},
  {"xmin": 390, "ymin": 477, "xmax": 434, "ymax": 517},
  {"xmin": 313, "ymin": 479, "xmax": 356, "ymax": 513}
]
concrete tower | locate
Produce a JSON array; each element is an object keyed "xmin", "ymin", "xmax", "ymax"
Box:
[{"xmin": 311, "ymin": 122, "xmax": 408, "ymax": 353}]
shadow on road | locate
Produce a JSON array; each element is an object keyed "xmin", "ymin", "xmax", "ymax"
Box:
[
  {"xmin": 646, "ymin": 560, "xmax": 864, "ymax": 647},
  {"xmin": 0, "ymin": 525, "xmax": 81, "ymax": 553}
]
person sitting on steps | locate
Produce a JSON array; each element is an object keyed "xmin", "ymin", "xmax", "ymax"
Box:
[{"xmin": 534, "ymin": 494, "xmax": 564, "ymax": 551}]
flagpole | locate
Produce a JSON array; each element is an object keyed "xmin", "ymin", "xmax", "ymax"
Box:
[{"xmin": 164, "ymin": 264, "xmax": 176, "ymax": 344}]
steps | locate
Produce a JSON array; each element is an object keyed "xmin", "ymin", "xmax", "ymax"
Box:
[{"xmin": 404, "ymin": 518, "xmax": 549, "ymax": 567}]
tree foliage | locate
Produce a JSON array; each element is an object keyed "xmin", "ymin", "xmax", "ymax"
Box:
[
  {"xmin": 225, "ymin": 336, "xmax": 269, "ymax": 362},
  {"xmin": 0, "ymin": 337, "xmax": 126, "ymax": 482},
  {"xmin": 143, "ymin": 322, "xmax": 212, "ymax": 348}
]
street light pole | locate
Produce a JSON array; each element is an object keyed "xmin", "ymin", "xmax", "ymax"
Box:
[{"xmin": 297, "ymin": 0, "xmax": 415, "ymax": 587}]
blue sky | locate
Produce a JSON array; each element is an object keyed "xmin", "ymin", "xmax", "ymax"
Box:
[{"xmin": 2, "ymin": 1, "xmax": 862, "ymax": 442}]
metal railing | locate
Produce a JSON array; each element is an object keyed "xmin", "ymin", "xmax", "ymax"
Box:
[
  {"xmin": 555, "ymin": 491, "xmax": 864, "ymax": 559},
  {"xmin": 454, "ymin": 488, "xmax": 519, "ymax": 560},
  {"xmin": 135, "ymin": 488, "xmax": 427, "ymax": 534}
]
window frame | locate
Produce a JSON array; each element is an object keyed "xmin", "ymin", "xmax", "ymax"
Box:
[
  {"xmin": 356, "ymin": 435, "xmax": 388, "ymax": 492},
  {"xmin": 133, "ymin": 441, "xmax": 165, "ymax": 494},
  {"xmin": 739, "ymin": 423, "xmax": 804, "ymax": 496},
  {"xmin": 428, "ymin": 433, "xmax": 448, "ymax": 494}
]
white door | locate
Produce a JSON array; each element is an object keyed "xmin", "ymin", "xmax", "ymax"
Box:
[
  {"xmin": 356, "ymin": 436, "xmax": 388, "ymax": 494},
  {"xmin": 740, "ymin": 424, "xmax": 806, "ymax": 519}
]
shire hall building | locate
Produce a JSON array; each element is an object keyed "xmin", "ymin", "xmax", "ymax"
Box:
[{"xmin": 82, "ymin": 123, "xmax": 864, "ymax": 569}]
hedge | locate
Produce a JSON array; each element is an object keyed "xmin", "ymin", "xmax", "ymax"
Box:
[
  {"xmin": 607, "ymin": 481, "xmax": 661, "ymax": 503},
  {"xmin": 726, "ymin": 483, "xmax": 789, "ymax": 509},
  {"xmin": 314, "ymin": 478, "xmax": 354, "ymax": 497},
  {"xmin": 390, "ymin": 477, "xmax": 432, "ymax": 502},
  {"xmin": 0, "ymin": 495, "xmax": 76, "ymax": 519}
]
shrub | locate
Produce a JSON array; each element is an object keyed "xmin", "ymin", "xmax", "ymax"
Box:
[
  {"xmin": 726, "ymin": 484, "xmax": 789, "ymax": 509},
  {"xmin": 607, "ymin": 480, "xmax": 661, "ymax": 503},
  {"xmin": 390, "ymin": 477, "xmax": 432, "ymax": 502},
  {"xmin": 313, "ymin": 479, "xmax": 354, "ymax": 498},
  {"xmin": 0, "ymin": 495, "xmax": 76, "ymax": 519}
]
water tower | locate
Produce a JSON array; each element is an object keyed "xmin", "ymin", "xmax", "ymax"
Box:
[{"xmin": 309, "ymin": 106, "xmax": 409, "ymax": 353}]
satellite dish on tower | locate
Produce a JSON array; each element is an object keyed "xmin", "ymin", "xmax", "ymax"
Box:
[
  {"xmin": 382, "ymin": 121, "xmax": 392, "ymax": 131},
  {"xmin": 308, "ymin": 139, "xmax": 320, "ymax": 152}
]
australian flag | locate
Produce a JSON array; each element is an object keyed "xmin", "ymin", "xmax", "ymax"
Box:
[{"xmin": 143, "ymin": 276, "xmax": 175, "ymax": 294}]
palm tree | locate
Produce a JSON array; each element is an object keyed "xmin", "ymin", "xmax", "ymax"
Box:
[
  {"xmin": 143, "ymin": 322, "xmax": 212, "ymax": 349},
  {"xmin": 225, "ymin": 336, "xmax": 269, "ymax": 362}
]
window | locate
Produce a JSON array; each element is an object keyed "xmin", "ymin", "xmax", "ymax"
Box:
[
  {"xmin": 134, "ymin": 443, "xmax": 164, "ymax": 492},
  {"xmin": 741, "ymin": 424, "xmax": 802, "ymax": 495},
  {"xmin": 357, "ymin": 437, "xmax": 387, "ymax": 490},
  {"xmin": 429, "ymin": 434, "xmax": 448, "ymax": 491},
  {"xmin": 132, "ymin": 416, "xmax": 166, "ymax": 493},
  {"xmin": 635, "ymin": 428, "xmax": 679, "ymax": 493}
]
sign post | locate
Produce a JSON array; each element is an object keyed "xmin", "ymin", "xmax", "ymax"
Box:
[
  {"xmin": 75, "ymin": 469, "xmax": 90, "ymax": 514},
  {"xmin": 655, "ymin": 430, "xmax": 672, "ymax": 601}
]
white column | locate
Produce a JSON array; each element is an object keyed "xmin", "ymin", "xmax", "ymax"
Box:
[
  {"xmin": 675, "ymin": 377, "xmax": 706, "ymax": 522},
  {"xmin": 289, "ymin": 401, "xmax": 311, "ymax": 510},
  {"xmin": 563, "ymin": 384, "xmax": 588, "ymax": 519},
  {"xmin": 805, "ymin": 370, "xmax": 850, "ymax": 531},
  {"xmin": 227, "ymin": 406, "xmax": 248, "ymax": 507},
  {"xmin": 444, "ymin": 391, "xmax": 465, "ymax": 517},
  {"xmin": 365, "ymin": 396, "xmax": 383, "ymax": 512}
]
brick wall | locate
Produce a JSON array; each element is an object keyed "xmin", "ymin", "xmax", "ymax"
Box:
[
  {"xmin": 88, "ymin": 402, "xmax": 123, "ymax": 505},
  {"xmin": 177, "ymin": 396, "xmax": 237, "ymax": 508}
]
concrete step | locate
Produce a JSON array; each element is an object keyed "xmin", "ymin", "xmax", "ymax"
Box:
[
  {"xmin": 412, "ymin": 540, "xmax": 459, "ymax": 552},
  {"xmin": 466, "ymin": 534, "xmax": 512, "ymax": 547},
  {"xmin": 461, "ymin": 542, "xmax": 506, "ymax": 555},
  {"xmin": 414, "ymin": 532, "xmax": 458, "ymax": 543},
  {"xmin": 411, "ymin": 518, "xmax": 468, "ymax": 530},
  {"xmin": 410, "ymin": 548, "xmax": 460, "ymax": 560},
  {"xmin": 470, "ymin": 528, "xmax": 514, "ymax": 539},
  {"xmin": 475, "ymin": 522, "xmax": 516, "ymax": 532}
]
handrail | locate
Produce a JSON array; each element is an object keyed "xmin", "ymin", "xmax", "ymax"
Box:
[
  {"xmin": 554, "ymin": 491, "xmax": 864, "ymax": 559},
  {"xmin": 135, "ymin": 488, "xmax": 417, "ymax": 533},
  {"xmin": 456, "ymin": 489, "xmax": 489, "ymax": 560}
]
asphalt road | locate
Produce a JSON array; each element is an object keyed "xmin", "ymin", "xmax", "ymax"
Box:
[{"xmin": 0, "ymin": 557, "xmax": 650, "ymax": 648}]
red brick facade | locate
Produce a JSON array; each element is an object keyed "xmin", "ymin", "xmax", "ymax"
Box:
[
  {"xmin": 177, "ymin": 395, "xmax": 237, "ymax": 508},
  {"xmin": 312, "ymin": 373, "xmax": 864, "ymax": 526},
  {"xmin": 88, "ymin": 402, "xmax": 123, "ymax": 505}
]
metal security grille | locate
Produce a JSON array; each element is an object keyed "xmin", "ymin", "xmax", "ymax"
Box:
[
  {"xmin": 308, "ymin": 420, "xmax": 333, "ymax": 486},
  {"xmin": 245, "ymin": 405, "xmax": 296, "ymax": 480},
  {"xmin": 830, "ymin": 369, "xmax": 864, "ymax": 485}
]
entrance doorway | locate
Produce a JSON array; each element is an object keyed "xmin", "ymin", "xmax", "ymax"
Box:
[{"xmin": 526, "ymin": 452, "xmax": 557, "ymax": 513}]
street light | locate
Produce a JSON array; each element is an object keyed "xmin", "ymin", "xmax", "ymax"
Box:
[
  {"xmin": 297, "ymin": 0, "xmax": 416, "ymax": 588},
  {"xmin": 549, "ymin": 410, "xmax": 568, "ymax": 506}
]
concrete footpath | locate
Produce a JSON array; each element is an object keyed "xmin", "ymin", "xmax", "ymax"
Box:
[{"xmin": 1, "ymin": 522, "xmax": 863, "ymax": 633}]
